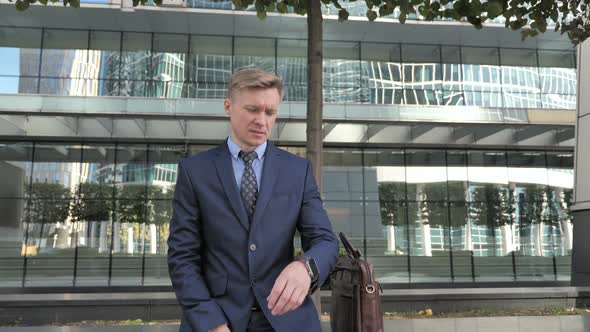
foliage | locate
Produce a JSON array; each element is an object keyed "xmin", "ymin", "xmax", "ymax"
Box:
[
  {"xmin": 469, "ymin": 184, "xmax": 514, "ymax": 228},
  {"xmin": 27, "ymin": 182, "xmax": 72, "ymax": 225},
  {"xmin": 70, "ymin": 182, "xmax": 113, "ymax": 223},
  {"xmin": 12, "ymin": 0, "xmax": 590, "ymax": 45}
]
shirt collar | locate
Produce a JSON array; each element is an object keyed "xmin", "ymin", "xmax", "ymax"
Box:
[{"xmin": 227, "ymin": 136, "xmax": 267, "ymax": 160}]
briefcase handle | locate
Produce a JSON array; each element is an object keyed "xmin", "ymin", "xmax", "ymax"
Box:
[{"xmin": 339, "ymin": 232, "xmax": 362, "ymax": 259}]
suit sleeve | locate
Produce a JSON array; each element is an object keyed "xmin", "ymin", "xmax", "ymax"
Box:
[
  {"xmin": 296, "ymin": 160, "xmax": 339, "ymax": 286},
  {"xmin": 167, "ymin": 161, "xmax": 227, "ymax": 332}
]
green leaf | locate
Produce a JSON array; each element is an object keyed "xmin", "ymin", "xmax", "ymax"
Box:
[
  {"xmin": 486, "ymin": 0, "xmax": 503, "ymax": 19},
  {"xmin": 399, "ymin": 12, "xmax": 406, "ymax": 23},
  {"xmin": 257, "ymin": 9, "xmax": 267, "ymax": 20},
  {"xmin": 70, "ymin": 0, "xmax": 80, "ymax": 7},
  {"xmin": 364, "ymin": 0, "xmax": 373, "ymax": 9},
  {"xmin": 38, "ymin": 0, "xmax": 47, "ymax": 5},
  {"xmin": 367, "ymin": 9, "xmax": 377, "ymax": 21},
  {"xmin": 332, "ymin": 0, "xmax": 342, "ymax": 9},
  {"xmin": 15, "ymin": 0, "xmax": 29, "ymax": 10},
  {"xmin": 266, "ymin": 2, "xmax": 275, "ymax": 12},
  {"xmin": 338, "ymin": 8, "xmax": 349, "ymax": 21},
  {"xmin": 277, "ymin": 2, "xmax": 288, "ymax": 13},
  {"xmin": 467, "ymin": 16, "xmax": 482, "ymax": 29},
  {"xmin": 232, "ymin": 0, "xmax": 245, "ymax": 9}
]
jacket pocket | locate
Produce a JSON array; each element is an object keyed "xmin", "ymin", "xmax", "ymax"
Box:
[{"xmin": 205, "ymin": 273, "xmax": 228, "ymax": 297}]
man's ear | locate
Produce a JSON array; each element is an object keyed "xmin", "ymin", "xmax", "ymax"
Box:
[{"xmin": 224, "ymin": 98, "xmax": 231, "ymax": 116}]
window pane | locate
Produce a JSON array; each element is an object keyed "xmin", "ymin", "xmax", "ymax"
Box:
[
  {"xmin": 462, "ymin": 64, "xmax": 502, "ymax": 92},
  {"xmin": 90, "ymin": 31, "xmax": 121, "ymax": 81},
  {"xmin": 538, "ymin": 50, "xmax": 575, "ymax": 68},
  {"xmin": 277, "ymin": 39, "xmax": 307, "ymax": 102},
  {"xmin": 406, "ymin": 150, "xmax": 447, "ymax": 201},
  {"xmin": 188, "ymin": 35, "xmax": 232, "ymax": 85},
  {"xmin": 407, "ymin": 201, "xmax": 452, "ymax": 282},
  {"xmin": 500, "ymin": 49, "xmax": 537, "ymax": 67},
  {"xmin": 0, "ymin": 76, "xmax": 38, "ymax": 94},
  {"xmin": 0, "ymin": 27, "xmax": 42, "ymax": 77},
  {"xmin": 234, "ymin": 37, "xmax": 275, "ymax": 73},
  {"xmin": 120, "ymin": 32, "xmax": 151, "ymax": 84},
  {"xmin": 324, "ymin": 41, "xmax": 362, "ymax": 103},
  {"xmin": 461, "ymin": 47, "xmax": 499, "ymax": 65},
  {"xmin": 152, "ymin": 34, "xmax": 188, "ymax": 99},
  {"xmin": 0, "ymin": 142, "xmax": 33, "ymax": 199},
  {"xmin": 25, "ymin": 144, "xmax": 83, "ymax": 286},
  {"xmin": 323, "ymin": 149, "xmax": 363, "ymax": 201},
  {"xmin": 546, "ymin": 152, "xmax": 574, "ymax": 281},
  {"xmin": 447, "ymin": 150, "xmax": 468, "ymax": 202},
  {"xmin": 73, "ymin": 144, "xmax": 116, "ymax": 286},
  {"xmin": 41, "ymin": 29, "xmax": 89, "ymax": 79},
  {"xmin": 0, "ymin": 198, "xmax": 26, "ymax": 287},
  {"xmin": 539, "ymin": 67, "xmax": 577, "ymax": 95},
  {"xmin": 110, "ymin": 144, "xmax": 148, "ymax": 286},
  {"xmin": 368, "ymin": 201, "xmax": 409, "ymax": 284},
  {"xmin": 144, "ymin": 144, "xmax": 184, "ymax": 285},
  {"xmin": 501, "ymin": 66, "xmax": 540, "ymax": 93},
  {"xmin": 450, "ymin": 201, "xmax": 474, "ymax": 281}
]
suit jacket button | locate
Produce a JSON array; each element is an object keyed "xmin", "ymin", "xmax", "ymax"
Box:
[{"xmin": 250, "ymin": 244, "xmax": 257, "ymax": 251}]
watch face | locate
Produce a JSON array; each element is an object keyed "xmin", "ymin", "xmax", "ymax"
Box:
[{"xmin": 308, "ymin": 258, "xmax": 319, "ymax": 281}]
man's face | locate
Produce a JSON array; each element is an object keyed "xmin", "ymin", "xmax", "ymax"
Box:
[{"xmin": 224, "ymin": 87, "xmax": 281, "ymax": 151}]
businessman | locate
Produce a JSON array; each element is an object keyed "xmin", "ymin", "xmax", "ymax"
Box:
[{"xmin": 167, "ymin": 68, "xmax": 339, "ymax": 332}]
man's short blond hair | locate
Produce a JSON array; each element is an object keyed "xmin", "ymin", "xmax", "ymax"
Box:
[{"xmin": 227, "ymin": 67, "xmax": 284, "ymax": 99}]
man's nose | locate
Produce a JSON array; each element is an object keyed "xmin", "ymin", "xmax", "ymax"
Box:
[{"xmin": 253, "ymin": 111, "xmax": 266, "ymax": 125}]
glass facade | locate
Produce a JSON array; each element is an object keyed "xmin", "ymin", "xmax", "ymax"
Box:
[
  {"xmin": 0, "ymin": 142, "xmax": 574, "ymax": 287},
  {"xmin": 0, "ymin": 27, "xmax": 576, "ymax": 109}
]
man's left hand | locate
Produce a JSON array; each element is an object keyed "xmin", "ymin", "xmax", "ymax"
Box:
[{"xmin": 266, "ymin": 261, "xmax": 310, "ymax": 316}]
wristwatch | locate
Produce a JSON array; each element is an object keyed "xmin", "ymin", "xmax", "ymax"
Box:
[{"xmin": 294, "ymin": 253, "xmax": 320, "ymax": 293}]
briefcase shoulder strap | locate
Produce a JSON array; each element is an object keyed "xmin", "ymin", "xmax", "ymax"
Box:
[{"xmin": 339, "ymin": 232, "xmax": 362, "ymax": 259}]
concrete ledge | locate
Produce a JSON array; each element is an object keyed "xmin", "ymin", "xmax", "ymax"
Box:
[{"xmin": 2, "ymin": 288, "xmax": 590, "ymax": 325}]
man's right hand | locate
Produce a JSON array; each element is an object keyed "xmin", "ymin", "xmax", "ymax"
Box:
[{"xmin": 211, "ymin": 324, "xmax": 230, "ymax": 332}]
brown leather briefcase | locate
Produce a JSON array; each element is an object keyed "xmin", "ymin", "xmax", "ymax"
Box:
[{"xmin": 330, "ymin": 232, "xmax": 384, "ymax": 332}]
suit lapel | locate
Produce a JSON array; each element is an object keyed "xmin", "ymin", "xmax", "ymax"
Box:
[
  {"xmin": 212, "ymin": 143, "xmax": 250, "ymax": 232},
  {"xmin": 252, "ymin": 142, "xmax": 280, "ymax": 225}
]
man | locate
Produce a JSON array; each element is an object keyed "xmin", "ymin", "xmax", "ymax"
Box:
[{"xmin": 168, "ymin": 68, "xmax": 339, "ymax": 332}]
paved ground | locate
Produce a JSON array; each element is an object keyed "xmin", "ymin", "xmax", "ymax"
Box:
[{"xmin": 2, "ymin": 316, "xmax": 590, "ymax": 332}]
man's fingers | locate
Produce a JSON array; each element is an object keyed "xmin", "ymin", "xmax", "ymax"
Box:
[
  {"xmin": 267, "ymin": 275, "xmax": 287, "ymax": 309},
  {"xmin": 271, "ymin": 283, "xmax": 295, "ymax": 315},
  {"xmin": 282, "ymin": 287, "xmax": 306, "ymax": 314}
]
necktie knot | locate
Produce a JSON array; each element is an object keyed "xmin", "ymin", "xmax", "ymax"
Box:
[{"xmin": 239, "ymin": 150, "xmax": 258, "ymax": 165}]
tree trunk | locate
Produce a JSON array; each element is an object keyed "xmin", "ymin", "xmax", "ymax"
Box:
[
  {"xmin": 99, "ymin": 220, "xmax": 108, "ymax": 254},
  {"xmin": 464, "ymin": 220, "xmax": 473, "ymax": 251},
  {"xmin": 307, "ymin": 0, "xmax": 323, "ymax": 318},
  {"xmin": 386, "ymin": 224, "xmax": 396, "ymax": 253},
  {"xmin": 421, "ymin": 223, "xmax": 432, "ymax": 257},
  {"xmin": 90, "ymin": 221, "xmax": 97, "ymax": 248},
  {"xmin": 113, "ymin": 221, "xmax": 121, "ymax": 253},
  {"xmin": 534, "ymin": 222, "xmax": 544, "ymax": 256},
  {"xmin": 150, "ymin": 223, "xmax": 157, "ymax": 255},
  {"xmin": 127, "ymin": 224, "xmax": 134, "ymax": 255},
  {"xmin": 500, "ymin": 223, "xmax": 513, "ymax": 255},
  {"xmin": 561, "ymin": 218, "xmax": 573, "ymax": 254}
]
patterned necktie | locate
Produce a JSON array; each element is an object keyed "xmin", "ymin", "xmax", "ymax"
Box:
[{"xmin": 239, "ymin": 150, "xmax": 258, "ymax": 223}]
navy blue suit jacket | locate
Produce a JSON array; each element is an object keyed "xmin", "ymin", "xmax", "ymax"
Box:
[{"xmin": 167, "ymin": 142, "xmax": 339, "ymax": 332}]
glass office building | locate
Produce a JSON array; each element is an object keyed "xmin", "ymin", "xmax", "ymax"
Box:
[{"xmin": 0, "ymin": 0, "xmax": 577, "ymax": 288}]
